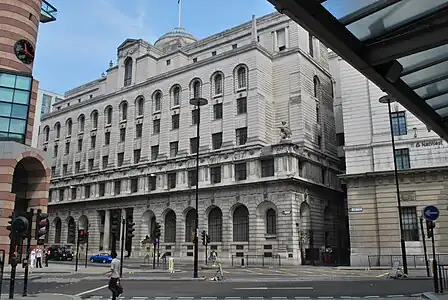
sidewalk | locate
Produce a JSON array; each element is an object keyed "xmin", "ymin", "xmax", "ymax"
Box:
[{"xmin": 0, "ymin": 293, "xmax": 81, "ymax": 300}]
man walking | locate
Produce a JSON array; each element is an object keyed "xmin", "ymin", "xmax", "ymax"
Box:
[
  {"xmin": 35, "ymin": 247, "xmax": 42, "ymax": 268},
  {"xmin": 103, "ymin": 252, "xmax": 122, "ymax": 300}
]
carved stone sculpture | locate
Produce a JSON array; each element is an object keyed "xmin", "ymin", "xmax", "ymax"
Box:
[{"xmin": 279, "ymin": 121, "xmax": 292, "ymax": 141}]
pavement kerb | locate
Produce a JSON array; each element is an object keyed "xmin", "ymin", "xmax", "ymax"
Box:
[
  {"xmin": 422, "ymin": 292, "xmax": 442, "ymax": 300},
  {"xmin": 0, "ymin": 293, "xmax": 81, "ymax": 300}
]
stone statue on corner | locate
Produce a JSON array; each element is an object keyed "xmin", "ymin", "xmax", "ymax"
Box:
[{"xmin": 279, "ymin": 121, "xmax": 292, "ymax": 141}]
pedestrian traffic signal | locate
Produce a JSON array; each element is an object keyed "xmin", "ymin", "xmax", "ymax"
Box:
[
  {"xmin": 7, "ymin": 215, "xmax": 29, "ymax": 238},
  {"xmin": 127, "ymin": 221, "xmax": 135, "ymax": 239},
  {"xmin": 111, "ymin": 213, "xmax": 119, "ymax": 235},
  {"xmin": 154, "ymin": 222, "xmax": 161, "ymax": 239},
  {"xmin": 201, "ymin": 230, "xmax": 206, "ymax": 246},
  {"xmin": 206, "ymin": 234, "xmax": 210, "ymax": 245},
  {"xmin": 427, "ymin": 220, "xmax": 436, "ymax": 238},
  {"xmin": 35, "ymin": 212, "xmax": 50, "ymax": 239}
]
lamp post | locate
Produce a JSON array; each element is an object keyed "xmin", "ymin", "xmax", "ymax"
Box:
[
  {"xmin": 379, "ymin": 95, "xmax": 408, "ymax": 275},
  {"xmin": 189, "ymin": 97, "xmax": 208, "ymax": 278}
]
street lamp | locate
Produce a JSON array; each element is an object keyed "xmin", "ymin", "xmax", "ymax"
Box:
[
  {"xmin": 379, "ymin": 95, "xmax": 408, "ymax": 275},
  {"xmin": 189, "ymin": 97, "xmax": 208, "ymax": 278}
]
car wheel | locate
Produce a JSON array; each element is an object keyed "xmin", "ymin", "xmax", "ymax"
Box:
[
  {"xmin": 102, "ymin": 259, "xmax": 106, "ymax": 263},
  {"xmin": 90, "ymin": 258, "xmax": 94, "ymax": 263}
]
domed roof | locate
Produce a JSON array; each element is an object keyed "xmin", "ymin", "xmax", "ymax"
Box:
[{"xmin": 154, "ymin": 27, "xmax": 197, "ymax": 53}]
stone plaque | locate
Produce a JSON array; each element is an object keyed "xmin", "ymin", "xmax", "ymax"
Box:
[{"xmin": 401, "ymin": 191, "xmax": 416, "ymax": 202}]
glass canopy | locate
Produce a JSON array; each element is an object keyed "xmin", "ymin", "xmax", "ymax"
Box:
[
  {"xmin": 268, "ymin": 0, "xmax": 448, "ymax": 140},
  {"xmin": 40, "ymin": 0, "xmax": 57, "ymax": 23}
]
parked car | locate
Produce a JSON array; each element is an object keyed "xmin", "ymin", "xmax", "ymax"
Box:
[
  {"xmin": 48, "ymin": 246, "xmax": 74, "ymax": 261},
  {"xmin": 89, "ymin": 253, "xmax": 112, "ymax": 264}
]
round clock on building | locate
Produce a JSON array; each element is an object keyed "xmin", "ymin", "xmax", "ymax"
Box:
[{"xmin": 13, "ymin": 39, "xmax": 35, "ymax": 65}]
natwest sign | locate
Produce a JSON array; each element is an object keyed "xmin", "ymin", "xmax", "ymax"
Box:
[{"xmin": 415, "ymin": 139, "xmax": 444, "ymax": 147}]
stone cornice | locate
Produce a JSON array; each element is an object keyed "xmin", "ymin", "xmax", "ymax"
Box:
[
  {"xmin": 42, "ymin": 43, "xmax": 272, "ymax": 121},
  {"xmin": 339, "ymin": 165, "xmax": 448, "ymax": 180}
]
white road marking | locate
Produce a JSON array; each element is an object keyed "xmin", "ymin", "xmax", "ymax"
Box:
[
  {"xmin": 233, "ymin": 287, "xmax": 314, "ymax": 290},
  {"xmin": 74, "ymin": 284, "xmax": 108, "ymax": 296},
  {"xmin": 387, "ymin": 295, "xmax": 404, "ymax": 298},
  {"xmin": 364, "ymin": 296, "xmax": 380, "ymax": 298}
]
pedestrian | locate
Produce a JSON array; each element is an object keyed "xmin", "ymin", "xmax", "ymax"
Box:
[
  {"xmin": 30, "ymin": 248, "xmax": 35, "ymax": 269},
  {"xmin": 35, "ymin": 247, "xmax": 42, "ymax": 268},
  {"xmin": 103, "ymin": 252, "xmax": 122, "ymax": 300},
  {"xmin": 45, "ymin": 248, "xmax": 50, "ymax": 267}
]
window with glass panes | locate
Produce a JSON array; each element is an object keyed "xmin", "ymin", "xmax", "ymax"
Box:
[
  {"xmin": 236, "ymin": 127, "xmax": 247, "ymax": 146},
  {"xmin": 151, "ymin": 145, "xmax": 159, "ymax": 161},
  {"xmin": 170, "ymin": 141, "xmax": 178, "ymax": 157},
  {"xmin": 192, "ymin": 109, "xmax": 199, "ymax": 125},
  {"xmin": 85, "ymin": 185, "xmax": 90, "ymax": 198},
  {"xmin": 65, "ymin": 142, "xmax": 70, "ymax": 154},
  {"xmin": 131, "ymin": 178, "xmax": 138, "ymax": 193},
  {"xmin": 134, "ymin": 149, "xmax": 141, "ymax": 164},
  {"xmin": 114, "ymin": 180, "xmax": 121, "ymax": 195},
  {"xmin": 99, "ymin": 182, "xmax": 105, "ymax": 196},
  {"xmin": 120, "ymin": 128, "xmax": 126, "ymax": 142},
  {"xmin": 153, "ymin": 119, "xmax": 160, "ymax": 134},
  {"xmin": 149, "ymin": 175, "xmax": 157, "ymax": 191},
  {"xmin": 400, "ymin": 207, "xmax": 419, "ymax": 241},
  {"xmin": 261, "ymin": 158, "xmax": 274, "ymax": 177},
  {"xmin": 210, "ymin": 166, "xmax": 221, "ymax": 183},
  {"xmin": 237, "ymin": 97, "xmax": 247, "ymax": 114},
  {"xmin": 212, "ymin": 132, "xmax": 222, "ymax": 149},
  {"xmin": 117, "ymin": 152, "xmax": 124, "ymax": 166},
  {"xmin": 235, "ymin": 162, "xmax": 247, "ymax": 181},
  {"xmin": 88, "ymin": 158, "xmax": 94, "ymax": 171},
  {"xmin": 188, "ymin": 170, "xmax": 197, "ymax": 187},
  {"xmin": 395, "ymin": 148, "xmax": 410, "ymax": 170},
  {"xmin": 91, "ymin": 135, "xmax": 96, "ymax": 149},
  {"xmin": 71, "ymin": 188, "xmax": 77, "ymax": 200},
  {"xmin": 63, "ymin": 164, "xmax": 68, "ymax": 175},
  {"xmin": 167, "ymin": 172, "xmax": 176, "ymax": 189},
  {"xmin": 213, "ymin": 103, "xmax": 222, "ymax": 119},
  {"xmin": 102, "ymin": 155, "xmax": 108, "ymax": 169},
  {"xmin": 190, "ymin": 137, "xmax": 198, "ymax": 154},
  {"xmin": 135, "ymin": 123, "xmax": 142, "ymax": 138},
  {"xmin": 172, "ymin": 114, "xmax": 179, "ymax": 129},
  {"xmin": 105, "ymin": 132, "xmax": 110, "ymax": 145},
  {"xmin": 0, "ymin": 73, "xmax": 32, "ymax": 143},
  {"xmin": 391, "ymin": 111, "xmax": 407, "ymax": 136},
  {"xmin": 77, "ymin": 138, "xmax": 83, "ymax": 152}
]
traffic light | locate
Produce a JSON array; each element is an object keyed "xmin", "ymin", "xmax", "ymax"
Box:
[
  {"xmin": 127, "ymin": 221, "xmax": 135, "ymax": 239},
  {"xmin": 427, "ymin": 220, "xmax": 436, "ymax": 238},
  {"xmin": 35, "ymin": 212, "xmax": 50, "ymax": 239},
  {"xmin": 206, "ymin": 234, "xmax": 210, "ymax": 245},
  {"xmin": 201, "ymin": 230, "xmax": 206, "ymax": 246},
  {"xmin": 111, "ymin": 213, "xmax": 119, "ymax": 235},
  {"xmin": 7, "ymin": 215, "xmax": 29, "ymax": 238},
  {"xmin": 154, "ymin": 222, "xmax": 161, "ymax": 239},
  {"xmin": 78, "ymin": 229, "xmax": 88, "ymax": 244}
]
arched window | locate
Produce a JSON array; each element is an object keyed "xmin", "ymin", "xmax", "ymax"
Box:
[
  {"xmin": 136, "ymin": 97, "xmax": 144, "ymax": 116},
  {"xmin": 172, "ymin": 86, "xmax": 181, "ymax": 107},
  {"xmin": 43, "ymin": 126, "xmax": 49, "ymax": 142},
  {"xmin": 185, "ymin": 209, "xmax": 197, "ymax": 242},
  {"xmin": 233, "ymin": 205, "xmax": 249, "ymax": 242},
  {"xmin": 124, "ymin": 57, "xmax": 132, "ymax": 87},
  {"xmin": 192, "ymin": 80, "xmax": 201, "ymax": 98},
  {"xmin": 54, "ymin": 218, "xmax": 62, "ymax": 244},
  {"xmin": 78, "ymin": 115, "xmax": 85, "ymax": 132},
  {"xmin": 266, "ymin": 208, "xmax": 277, "ymax": 234},
  {"xmin": 105, "ymin": 106, "xmax": 113, "ymax": 125},
  {"xmin": 313, "ymin": 76, "xmax": 320, "ymax": 98},
  {"xmin": 237, "ymin": 66, "xmax": 247, "ymax": 89},
  {"xmin": 55, "ymin": 122, "xmax": 61, "ymax": 139},
  {"xmin": 67, "ymin": 217, "xmax": 76, "ymax": 244},
  {"xmin": 154, "ymin": 91, "xmax": 162, "ymax": 111},
  {"xmin": 66, "ymin": 119, "xmax": 72, "ymax": 136},
  {"xmin": 164, "ymin": 210, "xmax": 176, "ymax": 243},
  {"xmin": 120, "ymin": 101, "xmax": 128, "ymax": 121},
  {"xmin": 91, "ymin": 110, "xmax": 98, "ymax": 129},
  {"xmin": 208, "ymin": 207, "xmax": 222, "ymax": 242},
  {"xmin": 214, "ymin": 73, "xmax": 223, "ymax": 95}
]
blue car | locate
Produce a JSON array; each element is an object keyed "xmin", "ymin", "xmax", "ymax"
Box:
[{"xmin": 89, "ymin": 252, "xmax": 112, "ymax": 264}]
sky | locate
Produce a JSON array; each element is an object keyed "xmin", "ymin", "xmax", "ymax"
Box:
[{"xmin": 33, "ymin": 0, "xmax": 277, "ymax": 95}]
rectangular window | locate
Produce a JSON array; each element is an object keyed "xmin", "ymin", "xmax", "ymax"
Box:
[
  {"xmin": 65, "ymin": 142, "xmax": 70, "ymax": 155},
  {"xmin": 277, "ymin": 28, "xmax": 286, "ymax": 51},
  {"xmin": 261, "ymin": 159, "xmax": 274, "ymax": 177},
  {"xmin": 336, "ymin": 133, "xmax": 345, "ymax": 147},
  {"xmin": 102, "ymin": 155, "xmax": 108, "ymax": 169},
  {"xmin": 88, "ymin": 158, "xmax": 94, "ymax": 171},
  {"xmin": 401, "ymin": 206, "xmax": 419, "ymax": 241},
  {"xmin": 391, "ymin": 111, "xmax": 407, "ymax": 136},
  {"xmin": 117, "ymin": 152, "xmax": 124, "ymax": 167},
  {"xmin": 236, "ymin": 127, "xmax": 247, "ymax": 146},
  {"xmin": 235, "ymin": 162, "xmax": 247, "ymax": 181},
  {"xmin": 131, "ymin": 178, "xmax": 138, "ymax": 193},
  {"xmin": 190, "ymin": 137, "xmax": 198, "ymax": 154},
  {"xmin": 317, "ymin": 135, "xmax": 322, "ymax": 149},
  {"xmin": 136, "ymin": 123, "xmax": 143, "ymax": 138},
  {"xmin": 120, "ymin": 128, "xmax": 126, "ymax": 142},
  {"xmin": 105, "ymin": 132, "xmax": 110, "ymax": 145},
  {"xmin": 71, "ymin": 187, "xmax": 77, "ymax": 200},
  {"xmin": 232, "ymin": 44, "xmax": 237, "ymax": 49},
  {"xmin": 213, "ymin": 103, "xmax": 223, "ymax": 120},
  {"xmin": 188, "ymin": 170, "xmax": 198, "ymax": 187},
  {"xmin": 149, "ymin": 175, "xmax": 157, "ymax": 191},
  {"xmin": 84, "ymin": 185, "xmax": 90, "ymax": 198},
  {"xmin": 51, "ymin": 166, "xmax": 56, "ymax": 177},
  {"xmin": 59, "ymin": 189, "xmax": 64, "ymax": 201},
  {"xmin": 193, "ymin": 57, "xmax": 197, "ymax": 63},
  {"xmin": 134, "ymin": 149, "xmax": 141, "ymax": 164},
  {"xmin": 114, "ymin": 180, "xmax": 121, "ymax": 195},
  {"xmin": 309, "ymin": 33, "xmax": 314, "ymax": 57},
  {"xmin": 237, "ymin": 97, "xmax": 247, "ymax": 114},
  {"xmin": 54, "ymin": 145, "xmax": 58, "ymax": 157},
  {"xmin": 91, "ymin": 135, "xmax": 96, "ymax": 149},
  {"xmin": 395, "ymin": 148, "xmax": 410, "ymax": 170},
  {"xmin": 172, "ymin": 114, "xmax": 179, "ymax": 129},
  {"xmin": 153, "ymin": 119, "xmax": 160, "ymax": 134},
  {"xmin": 212, "ymin": 132, "xmax": 223, "ymax": 150},
  {"xmin": 210, "ymin": 166, "xmax": 221, "ymax": 184},
  {"xmin": 99, "ymin": 182, "xmax": 105, "ymax": 197},
  {"xmin": 167, "ymin": 172, "xmax": 177, "ymax": 189},
  {"xmin": 77, "ymin": 139, "xmax": 83, "ymax": 152},
  {"xmin": 212, "ymin": 51, "xmax": 217, "ymax": 56},
  {"xmin": 63, "ymin": 164, "xmax": 68, "ymax": 176},
  {"xmin": 192, "ymin": 109, "xmax": 199, "ymax": 125},
  {"xmin": 316, "ymin": 102, "xmax": 320, "ymax": 124},
  {"xmin": 166, "ymin": 59, "xmax": 171, "ymax": 66},
  {"xmin": 321, "ymin": 167, "xmax": 327, "ymax": 184},
  {"xmin": 151, "ymin": 145, "xmax": 159, "ymax": 161},
  {"xmin": 170, "ymin": 141, "xmax": 178, "ymax": 157}
]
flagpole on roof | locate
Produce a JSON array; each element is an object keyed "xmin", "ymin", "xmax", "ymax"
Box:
[{"xmin": 178, "ymin": 0, "xmax": 182, "ymax": 28}]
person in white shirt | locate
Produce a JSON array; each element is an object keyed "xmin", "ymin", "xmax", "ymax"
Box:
[
  {"xmin": 30, "ymin": 249, "xmax": 35, "ymax": 269},
  {"xmin": 35, "ymin": 248, "xmax": 42, "ymax": 268},
  {"xmin": 103, "ymin": 252, "xmax": 121, "ymax": 300}
]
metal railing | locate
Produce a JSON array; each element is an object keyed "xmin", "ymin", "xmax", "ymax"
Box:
[
  {"xmin": 438, "ymin": 264, "xmax": 448, "ymax": 293},
  {"xmin": 231, "ymin": 254, "xmax": 281, "ymax": 267},
  {"xmin": 368, "ymin": 254, "xmax": 448, "ymax": 268}
]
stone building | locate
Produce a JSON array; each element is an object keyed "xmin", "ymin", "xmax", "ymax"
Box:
[
  {"xmin": 330, "ymin": 54, "xmax": 448, "ymax": 267},
  {"xmin": 39, "ymin": 12, "xmax": 346, "ymax": 264}
]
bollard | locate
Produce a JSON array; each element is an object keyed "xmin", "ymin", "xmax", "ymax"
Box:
[
  {"xmin": 241, "ymin": 258, "xmax": 245, "ymax": 267},
  {"xmin": 169, "ymin": 257, "xmax": 174, "ymax": 273}
]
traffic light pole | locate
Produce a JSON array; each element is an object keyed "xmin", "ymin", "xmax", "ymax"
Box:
[
  {"xmin": 153, "ymin": 240, "xmax": 156, "ymax": 269},
  {"xmin": 120, "ymin": 219, "xmax": 125, "ymax": 278},
  {"xmin": 75, "ymin": 228, "xmax": 80, "ymax": 272},
  {"xmin": 9, "ymin": 237, "xmax": 19, "ymax": 299},
  {"xmin": 157, "ymin": 238, "xmax": 160, "ymax": 267},
  {"xmin": 23, "ymin": 211, "xmax": 34, "ymax": 297},
  {"xmin": 205, "ymin": 240, "xmax": 208, "ymax": 265},
  {"xmin": 85, "ymin": 230, "xmax": 89, "ymax": 268}
]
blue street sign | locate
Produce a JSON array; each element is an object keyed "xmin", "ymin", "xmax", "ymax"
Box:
[{"xmin": 423, "ymin": 205, "xmax": 439, "ymax": 222}]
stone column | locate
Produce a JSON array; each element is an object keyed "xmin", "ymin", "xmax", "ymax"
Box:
[{"xmin": 103, "ymin": 210, "xmax": 110, "ymax": 251}]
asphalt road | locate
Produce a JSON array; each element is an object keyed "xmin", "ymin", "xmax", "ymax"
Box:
[{"xmin": 35, "ymin": 278, "xmax": 433, "ymax": 298}]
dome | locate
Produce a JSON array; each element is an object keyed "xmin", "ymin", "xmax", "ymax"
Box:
[{"xmin": 154, "ymin": 27, "xmax": 197, "ymax": 53}]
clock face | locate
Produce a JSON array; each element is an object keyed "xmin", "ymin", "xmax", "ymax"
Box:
[{"xmin": 13, "ymin": 39, "xmax": 35, "ymax": 65}]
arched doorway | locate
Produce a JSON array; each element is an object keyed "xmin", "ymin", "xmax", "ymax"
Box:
[
  {"xmin": 67, "ymin": 217, "xmax": 76, "ymax": 244},
  {"xmin": 78, "ymin": 215, "xmax": 89, "ymax": 230},
  {"xmin": 142, "ymin": 210, "xmax": 156, "ymax": 241},
  {"xmin": 299, "ymin": 201, "xmax": 312, "ymax": 264},
  {"xmin": 233, "ymin": 205, "xmax": 249, "ymax": 242},
  {"xmin": 208, "ymin": 207, "xmax": 222, "ymax": 242},
  {"xmin": 185, "ymin": 209, "xmax": 197, "ymax": 242},
  {"xmin": 164, "ymin": 210, "xmax": 176, "ymax": 243},
  {"xmin": 54, "ymin": 218, "xmax": 62, "ymax": 244}
]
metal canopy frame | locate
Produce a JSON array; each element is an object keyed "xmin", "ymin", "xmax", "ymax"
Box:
[{"xmin": 268, "ymin": 0, "xmax": 448, "ymax": 140}]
